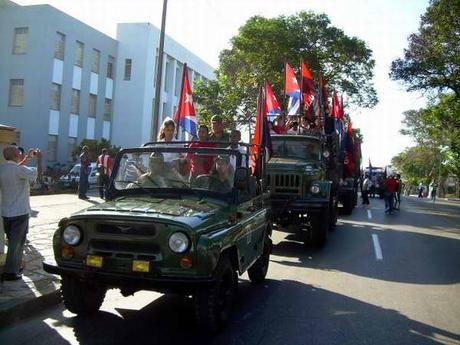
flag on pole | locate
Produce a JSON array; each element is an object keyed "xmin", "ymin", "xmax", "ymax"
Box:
[
  {"xmin": 265, "ymin": 81, "xmax": 281, "ymax": 121},
  {"xmin": 251, "ymin": 85, "xmax": 272, "ymax": 177},
  {"xmin": 331, "ymin": 90, "xmax": 341, "ymax": 119},
  {"xmin": 285, "ymin": 63, "xmax": 300, "ymax": 115},
  {"xmin": 319, "ymin": 74, "xmax": 329, "ymax": 114},
  {"xmin": 300, "ymin": 60, "xmax": 315, "ymax": 110},
  {"xmin": 173, "ymin": 64, "xmax": 197, "ymax": 140},
  {"xmin": 344, "ymin": 120, "xmax": 355, "ymax": 176}
]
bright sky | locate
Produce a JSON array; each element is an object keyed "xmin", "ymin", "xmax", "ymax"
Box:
[{"xmin": 19, "ymin": 0, "xmax": 430, "ymax": 167}]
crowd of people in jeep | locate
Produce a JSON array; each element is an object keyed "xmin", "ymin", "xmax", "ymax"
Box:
[{"xmin": 114, "ymin": 115, "xmax": 250, "ymax": 193}]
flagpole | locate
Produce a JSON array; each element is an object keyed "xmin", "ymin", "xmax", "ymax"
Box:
[
  {"xmin": 298, "ymin": 59, "xmax": 303, "ymax": 134},
  {"xmin": 151, "ymin": 0, "xmax": 168, "ymax": 141}
]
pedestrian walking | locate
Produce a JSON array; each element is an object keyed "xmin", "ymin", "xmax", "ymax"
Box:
[
  {"xmin": 395, "ymin": 174, "xmax": 404, "ymax": 210},
  {"xmin": 384, "ymin": 175, "xmax": 399, "ymax": 214},
  {"xmin": 78, "ymin": 145, "xmax": 90, "ymax": 200},
  {"xmin": 430, "ymin": 183, "xmax": 437, "ymax": 203},
  {"xmin": 418, "ymin": 183, "xmax": 424, "ymax": 198},
  {"xmin": 0, "ymin": 145, "xmax": 42, "ymax": 281},
  {"xmin": 96, "ymin": 148, "xmax": 112, "ymax": 199},
  {"xmin": 362, "ymin": 175, "xmax": 370, "ymax": 205}
]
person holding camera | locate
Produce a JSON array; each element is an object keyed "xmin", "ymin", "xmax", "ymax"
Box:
[{"xmin": 0, "ymin": 145, "xmax": 42, "ymax": 281}]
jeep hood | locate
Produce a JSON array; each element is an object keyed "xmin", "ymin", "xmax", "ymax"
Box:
[{"xmin": 72, "ymin": 197, "xmax": 227, "ymax": 229}]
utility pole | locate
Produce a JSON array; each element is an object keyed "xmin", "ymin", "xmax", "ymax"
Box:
[{"xmin": 151, "ymin": 0, "xmax": 168, "ymax": 141}]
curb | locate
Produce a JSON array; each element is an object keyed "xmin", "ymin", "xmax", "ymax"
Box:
[{"xmin": 0, "ymin": 290, "xmax": 61, "ymax": 329}]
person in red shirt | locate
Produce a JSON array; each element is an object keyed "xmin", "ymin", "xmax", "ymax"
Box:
[
  {"xmin": 384, "ymin": 175, "xmax": 399, "ymax": 214},
  {"xmin": 187, "ymin": 125, "xmax": 216, "ymax": 181},
  {"xmin": 96, "ymin": 148, "xmax": 112, "ymax": 199}
]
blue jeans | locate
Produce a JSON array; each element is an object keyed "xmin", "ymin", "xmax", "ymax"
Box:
[
  {"xmin": 3, "ymin": 214, "xmax": 29, "ymax": 274},
  {"xmin": 385, "ymin": 192, "xmax": 394, "ymax": 213}
]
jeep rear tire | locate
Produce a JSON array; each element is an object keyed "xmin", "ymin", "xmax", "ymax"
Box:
[
  {"xmin": 310, "ymin": 206, "xmax": 330, "ymax": 247},
  {"xmin": 194, "ymin": 256, "xmax": 237, "ymax": 331},
  {"xmin": 248, "ymin": 234, "xmax": 272, "ymax": 284},
  {"xmin": 61, "ymin": 276, "xmax": 106, "ymax": 315}
]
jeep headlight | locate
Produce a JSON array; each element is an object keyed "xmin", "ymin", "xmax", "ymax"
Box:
[
  {"xmin": 168, "ymin": 232, "xmax": 190, "ymax": 253},
  {"xmin": 63, "ymin": 225, "xmax": 81, "ymax": 246},
  {"xmin": 310, "ymin": 184, "xmax": 321, "ymax": 194},
  {"xmin": 323, "ymin": 150, "xmax": 330, "ymax": 158}
]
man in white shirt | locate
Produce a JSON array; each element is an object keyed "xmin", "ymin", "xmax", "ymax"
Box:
[
  {"xmin": 227, "ymin": 130, "xmax": 247, "ymax": 171},
  {"xmin": 0, "ymin": 145, "xmax": 41, "ymax": 281}
]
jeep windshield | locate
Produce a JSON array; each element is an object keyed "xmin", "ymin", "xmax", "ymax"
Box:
[
  {"xmin": 112, "ymin": 143, "xmax": 250, "ymax": 197},
  {"xmin": 271, "ymin": 136, "xmax": 321, "ymax": 161}
]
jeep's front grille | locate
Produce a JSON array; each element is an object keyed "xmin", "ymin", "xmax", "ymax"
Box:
[
  {"xmin": 89, "ymin": 239, "xmax": 160, "ymax": 255},
  {"xmin": 96, "ymin": 223, "xmax": 156, "ymax": 236},
  {"xmin": 268, "ymin": 173, "xmax": 303, "ymax": 196}
]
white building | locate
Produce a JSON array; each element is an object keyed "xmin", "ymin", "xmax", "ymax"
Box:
[
  {"xmin": 0, "ymin": 0, "xmax": 215, "ymax": 166},
  {"xmin": 113, "ymin": 23, "xmax": 215, "ymax": 148}
]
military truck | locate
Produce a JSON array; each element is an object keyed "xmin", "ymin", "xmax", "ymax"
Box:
[
  {"xmin": 267, "ymin": 132, "xmax": 339, "ymax": 247},
  {"xmin": 43, "ymin": 143, "xmax": 272, "ymax": 331}
]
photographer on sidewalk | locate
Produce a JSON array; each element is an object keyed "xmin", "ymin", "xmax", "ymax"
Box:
[{"xmin": 0, "ymin": 145, "xmax": 42, "ymax": 281}]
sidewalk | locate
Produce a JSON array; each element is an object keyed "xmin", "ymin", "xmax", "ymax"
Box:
[{"xmin": 0, "ymin": 191, "xmax": 103, "ymax": 327}]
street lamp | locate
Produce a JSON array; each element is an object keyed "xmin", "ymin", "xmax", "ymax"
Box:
[{"xmin": 151, "ymin": 0, "xmax": 168, "ymax": 141}]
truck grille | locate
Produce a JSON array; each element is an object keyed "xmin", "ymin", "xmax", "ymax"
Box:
[
  {"xmin": 89, "ymin": 239, "xmax": 160, "ymax": 259},
  {"xmin": 268, "ymin": 173, "xmax": 303, "ymax": 196}
]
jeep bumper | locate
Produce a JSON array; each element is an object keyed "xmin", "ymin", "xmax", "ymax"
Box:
[
  {"xmin": 270, "ymin": 198, "xmax": 329, "ymax": 215},
  {"xmin": 43, "ymin": 261, "xmax": 214, "ymax": 294}
]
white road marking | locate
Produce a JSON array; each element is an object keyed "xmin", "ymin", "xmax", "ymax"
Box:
[
  {"xmin": 367, "ymin": 209, "xmax": 372, "ymax": 219},
  {"xmin": 372, "ymin": 234, "xmax": 383, "ymax": 261}
]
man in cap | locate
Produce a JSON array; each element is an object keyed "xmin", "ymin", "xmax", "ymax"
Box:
[{"xmin": 209, "ymin": 155, "xmax": 233, "ymax": 192}]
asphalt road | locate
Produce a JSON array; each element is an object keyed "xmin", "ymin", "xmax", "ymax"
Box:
[{"xmin": 1, "ymin": 196, "xmax": 459, "ymax": 345}]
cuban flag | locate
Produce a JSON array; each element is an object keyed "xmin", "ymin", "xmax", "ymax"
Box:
[
  {"xmin": 173, "ymin": 63, "xmax": 197, "ymax": 140},
  {"xmin": 285, "ymin": 63, "xmax": 300, "ymax": 115},
  {"xmin": 265, "ymin": 81, "xmax": 281, "ymax": 121}
]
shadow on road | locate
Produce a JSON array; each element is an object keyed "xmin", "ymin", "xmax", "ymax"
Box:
[{"xmin": 4, "ymin": 279, "xmax": 459, "ymax": 345}]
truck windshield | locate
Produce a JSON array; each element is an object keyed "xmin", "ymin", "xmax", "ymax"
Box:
[{"xmin": 271, "ymin": 139, "xmax": 321, "ymax": 161}]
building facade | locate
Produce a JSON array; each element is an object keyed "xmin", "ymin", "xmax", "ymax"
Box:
[
  {"xmin": 0, "ymin": 1, "xmax": 215, "ymax": 166},
  {"xmin": 112, "ymin": 23, "xmax": 215, "ymax": 148}
]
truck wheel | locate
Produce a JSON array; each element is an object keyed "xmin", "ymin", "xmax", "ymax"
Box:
[
  {"xmin": 61, "ymin": 276, "xmax": 106, "ymax": 315},
  {"xmin": 310, "ymin": 207, "xmax": 330, "ymax": 247},
  {"xmin": 248, "ymin": 234, "xmax": 272, "ymax": 284},
  {"xmin": 194, "ymin": 256, "xmax": 237, "ymax": 331},
  {"xmin": 343, "ymin": 194, "xmax": 353, "ymax": 215}
]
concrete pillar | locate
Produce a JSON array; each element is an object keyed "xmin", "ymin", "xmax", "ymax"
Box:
[{"xmin": 0, "ymin": 124, "xmax": 17, "ymax": 268}]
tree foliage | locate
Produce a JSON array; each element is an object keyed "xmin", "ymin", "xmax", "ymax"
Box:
[
  {"xmin": 194, "ymin": 11, "xmax": 377, "ymax": 126},
  {"xmin": 391, "ymin": 146, "xmax": 439, "ymax": 186},
  {"xmin": 390, "ymin": 0, "xmax": 460, "ymax": 97}
]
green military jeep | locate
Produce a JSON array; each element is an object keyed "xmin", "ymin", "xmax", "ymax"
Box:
[
  {"xmin": 43, "ymin": 143, "xmax": 272, "ymax": 330},
  {"xmin": 267, "ymin": 134, "xmax": 338, "ymax": 247}
]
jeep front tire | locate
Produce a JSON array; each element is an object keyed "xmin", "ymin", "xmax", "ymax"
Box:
[{"xmin": 61, "ymin": 276, "xmax": 106, "ymax": 315}]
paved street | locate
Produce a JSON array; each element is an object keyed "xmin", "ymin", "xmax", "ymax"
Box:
[{"xmin": 0, "ymin": 195, "xmax": 459, "ymax": 345}]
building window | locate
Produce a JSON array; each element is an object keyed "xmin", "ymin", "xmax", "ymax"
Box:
[
  {"xmin": 68, "ymin": 137, "xmax": 77, "ymax": 162},
  {"xmin": 8, "ymin": 79, "xmax": 24, "ymax": 106},
  {"xmin": 47, "ymin": 135, "xmax": 58, "ymax": 162},
  {"xmin": 91, "ymin": 49, "xmax": 100, "ymax": 73},
  {"xmin": 89, "ymin": 94, "xmax": 97, "ymax": 117},
  {"xmin": 175, "ymin": 62, "xmax": 183, "ymax": 96},
  {"xmin": 104, "ymin": 98, "xmax": 112, "ymax": 121},
  {"xmin": 75, "ymin": 41, "xmax": 84, "ymax": 67},
  {"xmin": 50, "ymin": 83, "xmax": 61, "ymax": 110},
  {"xmin": 164, "ymin": 59, "xmax": 171, "ymax": 92},
  {"xmin": 107, "ymin": 56, "xmax": 115, "ymax": 79},
  {"xmin": 124, "ymin": 58, "xmax": 132, "ymax": 80},
  {"xmin": 71, "ymin": 89, "xmax": 80, "ymax": 114},
  {"xmin": 12, "ymin": 27, "xmax": 28, "ymax": 54},
  {"xmin": 54, "ymin": 32, "xmax": 65, "ymax": 60},
  {"xmin": 154, "ymin": 55, "xmax": 158, "ymax": 86}
]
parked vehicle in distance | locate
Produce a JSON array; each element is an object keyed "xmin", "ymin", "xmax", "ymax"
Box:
[
  {"xmin": 44, "ymin": 142, "xmax": 272, "ymax": 331},
  {"xmin": 59, "ymin": 163, "xmax": 98, "ymax": 187}
]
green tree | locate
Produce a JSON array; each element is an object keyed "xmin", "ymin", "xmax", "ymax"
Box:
[
  {"xmin": 75, "ymin": 138, "xmax": 121, "ymax": 162},
  {"xmin": 390, "ymin": 0, "xmax": 460, "ymax": 97},
  {"xmin": 194, "ymin": 11, "xmax": 377, "ymax": 126}
]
